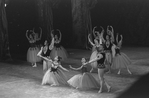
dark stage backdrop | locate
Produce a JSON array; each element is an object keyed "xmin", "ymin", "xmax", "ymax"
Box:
[{"xmin": 5, "ymin": 0, "xmax": 149, "ymax": 55}]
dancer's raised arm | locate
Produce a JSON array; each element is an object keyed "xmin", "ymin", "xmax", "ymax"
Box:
[
  {"xmin": 116, "ymin": 33, "xmax": 119, "ymax": 44},
  {"xmin": 88, "ymin": 34, "xmax": 94, "ymax": 46},
  {"xmin": 93, "ymin": 26, "xmax": 97, "ymax": 38},
  {"xmin": 110, "ymin": 26, "xmax": 115, "ymax": 43},
  {"xmin": 38, "ymin": 27, "xmax": 42, "ymax": 40},
  {"xmin": 26, "ymin": 30, "xmax": 30, "ymax": 41},
  {"xmin": 57, "ymin": 29, "xmax": 62, "ymax": 43}
]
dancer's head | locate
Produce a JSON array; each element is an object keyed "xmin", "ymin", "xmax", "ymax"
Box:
[
  {"xmin": 54, "ymin": 56, "xmax": 62, "ymax": 62},
  {"xmin": 81, "ymin": 58, "xmax": 86, "ymax": 63},
  {"xmin": 106, "ymin": 35, "xmax": 110, "ymax": 40},
  {"xmin": 44, "ymin": 40, "xmax": 48, "ymax": 46}
]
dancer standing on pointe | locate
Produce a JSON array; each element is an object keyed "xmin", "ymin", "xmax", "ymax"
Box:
[
  {"xmin": 68, "ymin": 58, "xmax": 99, "ymax": 90},
  {"xmin": 86, "ymin": 44, "xmax": 111, "ymax": 93},
  {"xmin": 50, "ymin": 29, "xmax": 68, "ymax": 61},
  {"xmin": 112, "ymin": 33, "xmax": 132, "ymax": 75}
]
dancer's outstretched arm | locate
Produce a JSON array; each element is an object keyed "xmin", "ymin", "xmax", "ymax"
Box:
[
  {"xmin": 86, "ymin": 54, "xmax": 103, "ymax": 64},
  {"xmin": 59, "ymin": 64, "xmax": 69, "ymax": 72},
  {"xmin": 69, "ymin": 65, "xmax": 83, "ymax": 71}
]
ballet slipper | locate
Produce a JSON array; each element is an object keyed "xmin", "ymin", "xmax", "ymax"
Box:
[
  {"xmin": 117, "ymin": 70, "xmax": 121, "ymax": 75},
  {"xmin": 98, "ymin": 89, "xmax": 102, "ymax": 93}
]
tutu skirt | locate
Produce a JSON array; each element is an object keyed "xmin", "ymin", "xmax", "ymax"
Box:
[
  {"xmin": 89, "ymin": 50, "xmax": 98, "ymax": 68},
  {"xmin": 43, "ymin": 60, "xmax": 52, "ymax": 72},
  {"xmin": 112, "ymin": 52, "xmax": 131, "ymax": 69},
  {"xmin": 67, "ymin": 72, "xmax": 100, "ymax": 90},
  {"xmin": 42, "ymin": 68, "xmax": 68, "ymax": 86},
  {"xmin": 50, "ymin": 46, "xmax": 68, "ymax": 61},
  {"xmin": 27, "ymin": 47, "xmax": 40, "ymax": 63}
]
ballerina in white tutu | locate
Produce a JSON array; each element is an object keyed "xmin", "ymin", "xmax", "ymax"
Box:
[
  {"xmin": 33, "ymin": 27, "xmax": 42, "ymax": 64},
  {"xmin": 112, "ymin": 33, "xmax": 132, "ymax": 75},
  {"xmin": 67, "ymin": 58, "xmax": 100, "ymax": 90},
  {"xmin": 41, "ymin": 56, "xmax": 69, "ymax": 86},
  {"xmin": 26, "ymin": 29, "xmax": 38, "ymax": 67},
  {"xmin": 50, "ymin": 29, "xmax": 68, "ymax": 61}
]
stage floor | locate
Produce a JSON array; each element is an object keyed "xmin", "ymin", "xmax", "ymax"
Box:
[{"xmin": 0, "ymin": 46, "xmax": 149, "ymax": 98}]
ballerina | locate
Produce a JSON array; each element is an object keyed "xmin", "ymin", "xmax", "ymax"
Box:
[
  {"xmin": 50, "ymin": 29, "xmax": 68, "ymax": 61},
  {"xmin": 41, "ymin": 56, "xmax": 69, "ymax": 86},
  {"xmin": 67, "ymin": 58, "xmax": 99, "ymax": 90},
  {"xmin": 33, "ymin": 27, "xmax": 43, "ymax": 64},
  {"xmin": 88, "ymin": 33, "xmax": 100, "ymax": 72},
  {"xmin": 112, "ymin": 33, "xmax": 132, "ymax": 75},
  {"xmin": 26, "ymin": 29, "xmax": 39, "ymax": 67}
]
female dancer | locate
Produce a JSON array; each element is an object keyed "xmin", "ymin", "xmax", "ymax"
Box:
[
  {"xmin": 37, "ymin": 31, "xmax": 54, "ymax": 73},
  {"xmin": 86, "ymin": 44, "xmax": 111, "ymax": 93},
  {"xmin": 50, "ymin": 29, "xmax": 68, "ymax": 61},
  {"xmin": 41, "ymin": 56, "xmax": 69, "ymax": 86},
  {"xmin": 67, "ymin": 58, "xmax": 99, "ymax": 90},
  {"xmin": 107, "ymin": 25, "xmax": 115, "ymax": 43},
  {"xmin": 33, "ymin": 27, "xmax": 42, "ymax": 63},
  {"xmin": 88, "ymin": 33, "xmax": 100, "ymax": 72},
  {"xmin": 26, "ymin": 29, "xmax": 39, "ymax": 67},
  {"xmin": 112, "ymin": 33, "xmax": 132, "ymax": 75}
]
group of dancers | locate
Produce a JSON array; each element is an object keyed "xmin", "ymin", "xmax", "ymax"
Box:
[
  {"xmin": 26, "ymin": 26, "xmax": 132, "ymax": 93},
  {"xmin": 26, "ymin": 28, "xmax": 68, "ymax": 68},
  {"xmin": 88, "ymin": 25, "xmax": 132, "ymax": 75}
]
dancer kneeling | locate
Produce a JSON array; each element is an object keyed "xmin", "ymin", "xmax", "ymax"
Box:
[
  {"xmin": 67, "ymin": 58, "xmax": 99, "ymax": 90},
  {"xmin": 41, "ymin": 56, "xmax": 69, "ymax": 86}
]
